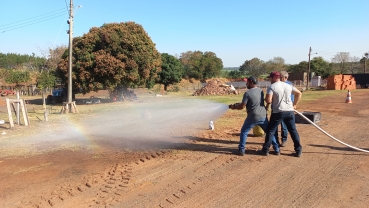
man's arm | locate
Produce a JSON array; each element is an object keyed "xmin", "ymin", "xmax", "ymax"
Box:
[
  {"xmin": 265, "ymin": 94, "xmax": 272, "ymax": 105},
  {"xmin": 292, "ymin": 87, "xmax": 302, "ymax": 109},
  {"xmin": 230, "ymin": 102, "xmax": 246, "ymax": 110},
  {"xmin": 265, "ymin": 87, "xmax": 273, "ymax": 110}
]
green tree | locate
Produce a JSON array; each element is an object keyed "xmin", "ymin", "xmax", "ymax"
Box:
[
  {"xmin": 239, "ymin": 57, "xmax": 265, "ymax": 77},
  {"xmin": 158, "ymin": 53, "xmax": 184, "ymax": 91},
  {"xmin": 264, "ymin": 57, "xmax": 287, "ymax": 73},
  {"xmin": 0, "ymin": 53, "xmax": 45, "ymax": 70},
  {"xmin": 224, "ymin": 70, "xmax": 243, "ymax": 79},
  {"xmin": 180, "ymin": 51, "xmax": 204, "ymax": 80},
  {"xmin": 5, "ymin": 70, "xmax": 30, "ymax": 88},
  {"xmin": 37, "ymin": 71, "xmax": 56, "ymax": 108},
  {"xmin": 288, "ymin": 61, "xmax": 308, "ymax": 73},
  {"xmin": 179, "ymin": 51, "xmax": 223, "ymax": 81},
  {"xmin": 201, "ymin": 52, "xmax": 223, "ymax": 79},
  {"xmin": 57, "ymin": 22, "xmax": 162, "ymax": 94},
  {"xmin": 310, "ymin": 57, "xmax": 333, "ymax": 78}
]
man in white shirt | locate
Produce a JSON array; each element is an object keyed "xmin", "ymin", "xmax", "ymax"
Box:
[{"xmin": 261, "ymin": 71, "xmax": 303, "ymax": 157}]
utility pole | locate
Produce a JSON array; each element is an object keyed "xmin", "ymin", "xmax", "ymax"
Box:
[
  {"xmin": 306, "ymin": 47, "xmax": 312, "ymax": 91},
  {"xmin": 67, "ymin": 0, "xmax": 73, "ymax": 103}
]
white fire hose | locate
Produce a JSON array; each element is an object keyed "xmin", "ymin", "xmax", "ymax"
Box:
[{"xmin": 294, "ymin": 110, "xmax": 369, "ymax": 153}]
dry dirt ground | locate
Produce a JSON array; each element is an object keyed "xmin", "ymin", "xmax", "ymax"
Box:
[{"xmin": 1, "ymin": 89, "xmax": 369, "ymax": 208}]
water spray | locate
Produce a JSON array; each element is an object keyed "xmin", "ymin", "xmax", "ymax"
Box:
[{"xmin": 294, "ymin": 110, "xmax": 369, "ymax": 153}]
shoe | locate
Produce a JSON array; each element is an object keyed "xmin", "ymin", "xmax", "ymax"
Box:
[
  {"xmin": 257, "ymin": 150, "xmax": 269, "ymax": 156},
  {"xmin": 280, "ymin": 141, "xmax": 286, "ymax": 147},
  {"xmin": 296, "ymin": 151, "xmax": 302, "ymax": 158},
  {"xmin": 275, "ymin": 151, "xmax": 281, "ymax": 156},
  {"xmin": 234, "ymin": 149, "xmax": 245, "ymax": 156}
]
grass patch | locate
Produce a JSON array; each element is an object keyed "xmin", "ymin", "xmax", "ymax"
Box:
[{"xmin": 298, "ymin": 90, "xmax": 345, "ymax": 103}]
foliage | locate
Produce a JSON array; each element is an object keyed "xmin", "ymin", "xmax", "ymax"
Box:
[
  {"xmin": 5, "ymin": 70, "xmax": 31, "ymax": 88},
  {"xmin": 36, "ymin": 71, "xmax": 56, "ymax": 90},
  {"xmin": 264, "ymin": 57, "xmax": 287, "ymax": 73},
  {"xmin": 220, "ymin": 69, "xmax": 243, "ymax": 79},
  {"xmin": 359, "ymin": 56, "xmax": 369, "ymax": 73},
  {"xmin": 310, "ymin": 57, "xmax": 333, "ymax": 78},
  {"xmin": 179, "ymin": 50, "xmax": 223, "ymax": 81},
  {"xmin": 57, "ymin": 22, "xmax": 162, "ymax": 94},
  {"xmin": 40, "ymin": 45, "xmax": 68, "ymax": 71},
  {"xmin": 288, "ymin": 61, "xmax": 308, "ymax": 73},
  {"xmin": 0, "ymin": 52, "xmax": 46, "ymax": 70},
  {"xmin": 158, "ymin": 53, "xmax": 184, "ymax": 91},
  {"xmin": 239, "ymin": 57, "xmax": 265, "ymax": 77}
]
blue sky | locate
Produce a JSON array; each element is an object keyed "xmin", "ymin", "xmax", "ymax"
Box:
[{"xmin": 1, "ymin": 0, "xmax": 368, "ymax": 67}]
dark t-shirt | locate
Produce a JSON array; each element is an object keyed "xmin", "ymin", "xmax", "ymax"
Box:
[{"xmin": 241, "ymin": 87, "xmax": 266, "ymax": 122}]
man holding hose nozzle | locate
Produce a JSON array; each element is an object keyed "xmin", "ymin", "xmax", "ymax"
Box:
[
  {"xmin": 275, "ymin": 70, "xmax": 294, "ymax": 147},
  {"xmin": 229, "ymin": 76, "xmax": 280, "ymax": 156},
  {"xmin": 261, "ymin": 71, "xmax": 303, "ymax": 157}
]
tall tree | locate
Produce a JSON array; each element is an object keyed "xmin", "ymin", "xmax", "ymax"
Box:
[
  {"xmin": 158, "ymin": 53, "xmax": 184, "ymax": 91},
  {"xmin": 57, "ymin": 22, "xmax": 162, "ymax": 94},
  {"xmin": 39, "ymin": 45, "xmax": 68, "ymax": 72},
  {"xmin": 360, "ymin": 54, "xmax": 369, "ymax": 73},
  {"xmin": 180, "ymin": 51, "xmax": 204, "ymax": 80},
  {"xmin": 179, "ymin": 51, "xmax": 223, "ymax": 81},
  {"xmin": 264, "ymin": 57, "xmax": 287, "ymax": 73},
  {"xmin": 348, "ymin": 56, "xmax": 360, "ymax": 74},
  {"xmin": 288, "ymin": 61, "xmax": 308, "ymax": 73},
  {"xmin": 310, "ymin": 57, "xmax": 333, "ymax": 78},
  {"xmin": 36, "ymin": 71, "xmax": 56, "ymax": 108},
  {"xmin": 201, "ymin": 52, "xmax": 223, "ymax": 79},
  {"xmin": 331, "ymin": 52, "xmax": 350, "ymax": 74},
  {"xmin": 239, "ymin": 57, "xmax": 265, "ymax": 77},
  {"xmin": 5, "ymin": 70, "xmax": 30, "ymax": 87}
]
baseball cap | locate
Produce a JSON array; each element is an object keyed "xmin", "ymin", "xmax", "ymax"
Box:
[
  {"xmin": 268, "ymin": 71, "xmax": 281, "ymax": 78},
  {"xmin": 247, "ymin": 76, "xmax": 258, "ymax": 84}
]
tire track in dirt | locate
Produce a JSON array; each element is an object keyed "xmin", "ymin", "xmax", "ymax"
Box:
[{"xmin": 8, "ymin": 151, "xmax": 167, "ymax": 208}]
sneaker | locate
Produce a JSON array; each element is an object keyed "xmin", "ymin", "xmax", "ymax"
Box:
[
  {"xmin": 257, "ymin": 150, "xmax": 269, "ymax": 156},
  {"xmin": 234, "ymin": 149, "xmax": 245, "ymax": 156},
  {"xmin": 296, "ymin": 151, "xmax": 302, "ymax": 158},
  {"xmin": 275, "ymin": 151, "xmax": 281, "ymax": 156},
  {"xmin": 280, "ymin": 141, "xmax": 286, "ymax": 147}
]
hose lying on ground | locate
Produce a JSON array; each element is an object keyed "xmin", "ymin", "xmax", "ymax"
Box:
[{"xmin": 294, "ymin": 110, "xmax": 369, "ymax": 153}]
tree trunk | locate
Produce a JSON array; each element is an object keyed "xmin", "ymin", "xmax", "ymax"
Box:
[{"xmin": 42, "ymin": 90, "xmax": 46, "ymax": 110}]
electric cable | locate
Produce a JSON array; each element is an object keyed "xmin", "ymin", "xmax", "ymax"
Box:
[
  {"xmin": 64, "ymin": 0, "xmax": 70, "ymax": 16},
  {"xmin": 0, "ymin": 8, "xmax": 67, "ymax": 33},
  {"xmin": 294, "ymin": 110, "xmax": 369, "ymax": 153}
]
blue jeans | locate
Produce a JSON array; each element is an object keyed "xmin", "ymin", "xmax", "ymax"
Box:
[
  {"xmin": 274, "ymin": 120, "xmax": 288, "ymax": 145},
  {"xmin": 239, "ymin": 117, "xmax": 279, "ymax": 153},
  {"xmin": 263, "ymin": 111, "xmax": 302, "ymax": 153}
]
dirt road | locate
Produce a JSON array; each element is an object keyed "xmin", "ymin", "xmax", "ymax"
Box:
[{"xmin": 1, "ymin": 89, "xmax": 369, "ymax": 207}]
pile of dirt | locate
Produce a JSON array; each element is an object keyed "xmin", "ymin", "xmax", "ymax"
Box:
[{"xmin": 193, "ymin": 79, "xmax": 238, "ymax": 96}]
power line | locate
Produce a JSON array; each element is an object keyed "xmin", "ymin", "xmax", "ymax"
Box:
[
  {"xmin": 0, "ymin": 8, "xmax": 66, "ymax": 28},
  {"xmin": 64, "ymin": 0, "xmax": 70, "ymax": 16},
  {"xmin": 0, "ymin": 8, "xmax": 68, "ymax": 33}
]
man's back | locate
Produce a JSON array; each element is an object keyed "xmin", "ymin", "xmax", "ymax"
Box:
[
  {"xmin": 242, "ymin": 88, "xmax": 266, "ymax": 121},
  {"xmin": 267, "ymin": 81, "xmax": 294, "ymax": 113}
]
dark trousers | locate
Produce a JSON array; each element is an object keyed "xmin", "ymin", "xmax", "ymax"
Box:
[
  {"xmin": 263, "ymin": 111, "xmax": 302, "ymax": 153},
  {"xmin": 275, "ymin": 120, "xmax": 288, "ymax": 144}
]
